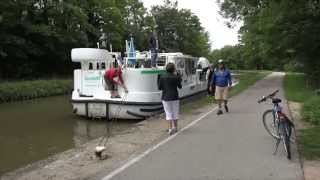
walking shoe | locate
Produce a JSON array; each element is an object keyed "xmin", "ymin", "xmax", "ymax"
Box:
[
  {"xmin": 168, "ymin": 128, "xmax": 174, "ymax": 135},
  {"xmin": 172, "ymin": 128, "xmax": 177, "ymax": 134},
  {"xmin": 224, "ymin": 105, "xmax": 229, "ymax": 113},
  {"xmin": 217, "ymin": 109, "xmax": 223, "ymax": 115}
]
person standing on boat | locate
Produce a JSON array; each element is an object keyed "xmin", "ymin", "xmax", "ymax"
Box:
[
  {"xmin": 104, "ymin": 66, "xmax": 128, "ymax": 98},
  {"xmin": 210, "ymin": 59, "xmax": 232, "ymax": 115},
  {"xmin": 158, "ymin": 63, "xmax": 182, "ymax": 135},
  {"xmin": 149, "ymin": 31, "xmax": 158, "ymax": 69}
]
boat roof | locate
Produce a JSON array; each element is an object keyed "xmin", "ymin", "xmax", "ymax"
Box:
[
  {"xmin": 132, "ymin": 51, "xmax": 196, "ymax": 59},
  {"xmin": 71, "ymin": 48, "xmax": 115, "ymax": 62}
]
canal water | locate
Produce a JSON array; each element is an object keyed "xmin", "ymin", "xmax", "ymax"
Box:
[{"xmin": 0, "ymin": 96, "xmax": 140, "ymax": 176}]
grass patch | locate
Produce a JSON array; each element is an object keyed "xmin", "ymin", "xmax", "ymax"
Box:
[
  {"xmin": 299, "ymin": 127, "xmax": 320, "ymax": 160},
  {"xmin": 302, "ymin": 96, "xmax": 320, "ymax": 126},
  {"xmin": 284, "ymin": 73, "xmax": 314, "ymax": 102},
  {"xmin": 284, "ymin": 73, "xmax": 320, "ymax": 160},
  {"xmin": 229, "ymin": 70, "xmax": 271, "ymax": 97},
  {"xmin": 181, "ymin": 70, "xmax": 271, "ymax": 113},
  {"xmin": 284, "ymin": 73, "xmax": 320, "ymax": 126},
  {"xmin": 0, "ymin": 79, "xmax": 73, "ymax": 103}
]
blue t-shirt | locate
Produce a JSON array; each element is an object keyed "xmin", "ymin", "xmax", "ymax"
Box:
[{"xmin": 211, "ymin": 69, "xmax": 232, "ymax": 87}]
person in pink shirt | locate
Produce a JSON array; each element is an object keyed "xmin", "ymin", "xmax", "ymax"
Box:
[{"xmin": 104, "ymin": 67, "xmax": 128, "ymax": 98}]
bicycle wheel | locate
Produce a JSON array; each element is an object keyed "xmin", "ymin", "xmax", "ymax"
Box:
[
  {"xmin": 280, "ymin": 121, "xmax": 291, "ymax": 159},
  {"xmin": 262, "ymin": 109, "xmax": 280, "ymax": 139}
]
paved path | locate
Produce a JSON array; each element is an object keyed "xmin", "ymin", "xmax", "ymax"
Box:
[{"xmin": 101, "ymin": 72, "xmax": 303, "ymax": 180}]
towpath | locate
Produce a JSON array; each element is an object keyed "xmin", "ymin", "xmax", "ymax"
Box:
[{"xmin": 99, "ymin": 72, "xmax": 303, "ymax": 180}]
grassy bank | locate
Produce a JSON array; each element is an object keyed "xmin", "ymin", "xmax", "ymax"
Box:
[
  {"xmin": 0, "ymin": 79, "xmax": 73, "ymax": 103},
  {"xmin": 284, "ymin": 73, "xmax": 314, "ymax": 102},
  {"xmin": 229, "ymin": 70, "xmax": 271, "ymax": 97},
  {"xmin": 284, "ymin": 73, "xmax": 320, "ymax": 160},
  {"xmin": 182, "ymin": 70, "xmax": 271, "ymax": 113}
]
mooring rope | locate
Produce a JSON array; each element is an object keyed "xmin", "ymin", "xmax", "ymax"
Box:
[{"xmin": 97, "ymin": 66, "xmax": 129, "ymax": 149}]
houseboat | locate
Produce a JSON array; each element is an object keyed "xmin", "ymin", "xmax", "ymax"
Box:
[{"xmin": 71, "ymin": 46, "xmax": 210, "ymax": 120}]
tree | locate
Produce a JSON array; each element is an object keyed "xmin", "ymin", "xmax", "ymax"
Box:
[
  {"xmin": 209, "ymin": 45, "xmax": 245, "ymax": 70},
  {"xmin": 0, "ymin": 0, "xmax": 211, "ymax": 79},
  {"xmin": 218, "ymin": 0, "xmax": 320, "ymax": 86},
  {"xmin": 151, "ymin": 0, "xmax": 211, "ymax": 57},
  {"xmin": 0, "ymin": 0, "xmax": 92, "ymax": 78}
]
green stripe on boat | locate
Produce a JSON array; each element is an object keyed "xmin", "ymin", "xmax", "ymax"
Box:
[{"xmin": 141, "ymin": 70, "xmax": 165, "ymax": 74}]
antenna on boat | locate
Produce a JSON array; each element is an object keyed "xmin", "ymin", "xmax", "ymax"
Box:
[
  {"xmin": 125, "ymin": 39, "xmax": 129, "ymax": 65},
  {"xmin": 125, "ymin": 40, "xmax": 128, "ymax": 55}
]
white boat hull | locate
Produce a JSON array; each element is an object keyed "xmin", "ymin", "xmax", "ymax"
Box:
[{"xmin": 72, "ymin": 90, "xmax": 207, "ymax": 120}]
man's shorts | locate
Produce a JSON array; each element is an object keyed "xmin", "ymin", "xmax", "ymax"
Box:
[
  {"xmin": 105, "ymin": 78, "xmax": 117, "ymax": 91},
  {"xmin": 162, "ymin": 100, "xmax": 179, "ymax": 121},
  {"xmin": 215, "ymin": 86, "xmax": 229, "ymax": 100}
]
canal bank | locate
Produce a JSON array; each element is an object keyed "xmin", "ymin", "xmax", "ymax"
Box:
[
  {"xmin": 0, "ymin": 71, "xmax": 269, "ymax": 180},
  {"xmin": 1, "ymin": 97, "xmax": 218, "ymax": 180},
  {"xmin": 0, "ymin": 79, "xmax": 73, "ymax": 103},
  {"xmin": 0, "ymin": 96, "xmax": 140, "ymax": 175}
]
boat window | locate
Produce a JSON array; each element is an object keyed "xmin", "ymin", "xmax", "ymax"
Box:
[
  {"xmin": 184, "ymin": 58, "xmax": 196, "ymax": 75},
  {"xmin": 101, "ymin": 63, "xmax": 106, "ymax": 69},
  {"xmin": 89, "ymin": 63, "xmax": 93, "ymax": 70},
  {"xmin": 185, "ymin": 58, "xmax": 190, "ymax": 76},
  {"xmin": 157, "ymin": 56, "xmax": 166, "ymax": 66},
  {"xmin": 96, "ymin": 63, "xmax": 100, "ymax": 70},
  {"xmin": 191, "ymin": 59, "xmax": 196, "ymax": 74},
  {"xmin": 136, "ymin": 58, "xmax": 151, "ymax": 68},
  {"xmin": 177, "ymin": 57, "xmax": 184, "ymax": 69}
]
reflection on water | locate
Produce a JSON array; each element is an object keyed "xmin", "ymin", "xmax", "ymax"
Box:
[{"xmin": 0, "ymin": 96, "xmax": 139, "ymax": 175}]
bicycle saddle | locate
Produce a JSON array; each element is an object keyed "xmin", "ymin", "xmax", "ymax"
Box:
[{"xmin": 272, "ymin": 98, "xmax": 282, "ymax": 104}]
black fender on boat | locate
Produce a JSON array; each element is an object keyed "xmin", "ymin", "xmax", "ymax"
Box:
[
  {"xmin": 126, "ymin": 110, "xmax": 148, "ymax": 119},
  {"xmin": 140, "ymin": 107, "xmax": 164, "ymax": 112}
]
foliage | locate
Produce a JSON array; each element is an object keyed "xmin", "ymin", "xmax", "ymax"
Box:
[
  {"xmin": 283, "ymin": 61, "xmax": 302, "ymax": 73},
  {"xmin": 0, "ymin": 79, "xmax": 72, "ymax": 103},
  {"xmin": 0, "ymin": 0, "xmax": 210, "ymax": 80},
  {"xmin": 209, "ymin": 45, "xmax": 245, "ymax": 69},
  {"xmin": 0, "ymin": 0, "xmax": 92, "ymax": 79},
  {"xmin": 284, "ymin": 73, "xmax": 320, "ymax": 159},
  {"xmin": 284, "ymin": 73, "xmax": 314, "ymax": 103},
  {"xmin": 217, "ymin": 0, "xmax": 320, "ymax": 86},
  {"xmin": 151, "ymin": 0, "xmax": 211, "ymax": 57},
  {"xmin": 284, "ymin": 73, "xmax": 320, "ymax": 125},
  {"xmin": 302, "ymin": 97, "xmax": 320, "ymax": 126},
  {"xmin": 299, "ymin": 127, "xmax": 320, "ymax": 160}
]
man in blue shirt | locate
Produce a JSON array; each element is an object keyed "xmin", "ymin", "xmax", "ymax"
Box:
[{"xmin": 210, "ymin": 59, "xmax": 232, "ymax": 115}]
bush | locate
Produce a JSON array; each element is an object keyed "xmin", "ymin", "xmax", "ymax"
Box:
[
  {"xmin": 302, "ymin": 96, "xmax": 320, "ymax": 126},
  {"xmin": 283, "ymin": 61, "xmax": 302, "ymax": 72},
  {"xmin": 284, "ymin": 73, "xmax": 313, "ymax": 102},
  {"xmin": 299, "ymin": 127, "xmax": 320, "ymax": 160},
  {"xmin": 0, "ymin": 79, "xmax": 73, "ymax": 103}
]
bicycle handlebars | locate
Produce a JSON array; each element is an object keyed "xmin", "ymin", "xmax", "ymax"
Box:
[{"xmin": 258, "ymin": 89, "xmax": 279, "ymax": 103}]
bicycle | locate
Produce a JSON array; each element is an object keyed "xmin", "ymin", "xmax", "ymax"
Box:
[{"xmin": 258, "ymin": 90, "xmax": 295, "ymax": 159}]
